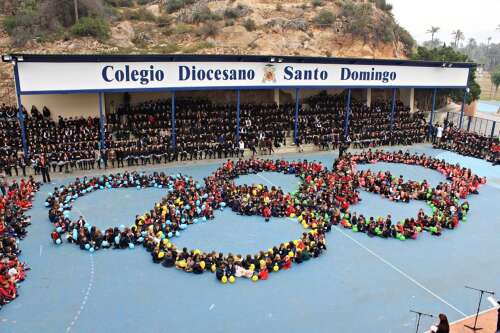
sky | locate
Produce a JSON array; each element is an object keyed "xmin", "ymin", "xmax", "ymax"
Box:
[{"xmin": 389, "ymin": 0, "xmax": 500, "ymax": 45}]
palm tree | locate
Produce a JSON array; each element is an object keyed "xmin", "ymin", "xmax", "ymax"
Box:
[
  {"xmin": 451, "ymin": 29, "xmax": 464, "ymax": 48},
  {"xmin": 466, "ymin": 38, "xmax": 476, "ymax": 56},
  {"xmin": 426, "ymin": 26, "xmax": 440, "ymax": 42}
]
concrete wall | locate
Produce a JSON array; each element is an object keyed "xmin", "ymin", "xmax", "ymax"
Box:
[
  {"xmin": 105, "ymin": 90, "xmax": 278, "ymax": 111},
  {"xmin": 279, "ymin": 88, "xmax": 348, "ymax": 105},
  {"xmin": 399, "ymin": 88, "xmax": 415, "ymax": 112},
  {"xmin": 20, "ymin": 88, "xmax": 408, "ymax": 118},
  {"xmin": 21, "ymin": 93, "xmax": 99, "ymax": 119},
  {"xmin": 105, "ymin": 92, "xmax": 174, "ymax": 114},
  {"xmin": 371, "ymin": 88, "xmax": 397, "ymax": 102}
]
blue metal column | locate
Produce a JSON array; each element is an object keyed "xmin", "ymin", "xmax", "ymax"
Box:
[
  {"xmin": 491, "ymin": 121, "xmax": 496, "ymax": 138},
  {"xmin": 459, "ymin": 89, "xmax": 467, "ymax": 129},
  {"xmin": 236, "ymin": 90, "xmax": 240, "ymax": 142},
  {"xmin": 428, "ymin": 88, "xmax": 437, "ymax": 138},
  {"xmin": 13, "ymin": 63, "xmax": 29, "ymax": 158},
  {"xmin": 467, "ymin": 116, "xmax": 472, "ymax": 132},
  {"xmin": 98, "ymin": 92, "xmax": 106, "ymax": 150},
  {"xmin": 389, "ymin": 88, "xmax": 397, "ymax": 132},
  {"xmin": 343, "ymin": 88, "xmax": 352, "ymax": 138},
  {"xmin": 294, "ymin": 88, "xmax": 300, "ymax": 144},
  {"xmin": 171, "ymin": 91, "xmax": 176, "ymax": 148}
]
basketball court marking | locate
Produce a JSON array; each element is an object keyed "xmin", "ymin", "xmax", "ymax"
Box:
[
  {"xmin": 66, "ymin": 207, "xmax": 95, "ymax": 332},
  {"xmin": 256, "ymin": 173, "xmax": 279, "ymax": 188},
  {"xmin": 333, "ymin": 226, "xmax": 467, "ymax": 317},
  {"xmin": 66, "ymin": 254, "xmax": 94, "ymax": 332}
]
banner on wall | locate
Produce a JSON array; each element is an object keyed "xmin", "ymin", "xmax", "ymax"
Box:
[{"xmin": 16, "ymin": 61, "xmax": 470, "ymax": 94}]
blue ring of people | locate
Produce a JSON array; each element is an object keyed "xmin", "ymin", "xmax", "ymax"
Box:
[{"xmin": 44, "ymin": 150, "xmax": 485, "ymax": 284}]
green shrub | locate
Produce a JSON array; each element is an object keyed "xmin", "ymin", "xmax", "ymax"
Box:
[
  {"xmin": 156, "ymin": 14, "xmax": 172, "ymax": 27},
  {"xmin": 104, "ymin": 0, "xmax": 134, "ymax": 7},
  {"xmin": 395, "ymin": 26, "xmax": 415, "ymax": 50},
  {"xmin": 192, "ymin": 5, "xmax": 220, "ymax": 23},
  {"xmin": 122, "ymin": 7, "xmax": 156, "ymax": 21},
  {"xmin": 136, "ymin": 7, "xmax": 156, "ymax": 21},
  {"xmin": 197, "ymin": 21, "xmax": 219, "ymax": 37},
  {"xmin": 313, "ymin": 9, "xmax": 335, "ymax": 26},
  {"xmin": 172, "ymin": 23, "xmax": 193, "ymax": 34},
  {"xmin": 3, "ymin": 9, "xmax": 36, "ymax": 34},
  {"xmin": 380, "ymin": 25, "xmax": 395, "ymax": 43},
  {"xmin": 224, "ymin": 4, "xmax": 251, "ymax": 19},
  {"xmin": 183, "ymin": 41, "xmax": 214, "ymax": 53},
  {"xmin": 71, "ymin": 16, "xmax": 110, "ymax": 40},
  {"xmin": 166, "ymin": 0, "xmax": 195, "ymax": 13},
  {"xmin": 242, "ymin": 18, "xmax": 256, "ymax": 31},
  {"xmin": 2, "ymin": 9, "xmax": 42, "ymax": 46},
  {"xmin": 341, "ymin": 1, "xmax": 356, "ymax": 17},
  {"xmin": 224, "ymin": 8, "xmax": 239, "ymax": 19},
  {"xmin": 349, "ymin": 14, "xmax": 372, "ymax": 37},
  {"xmin": 311, "ymin": 0, "xmax": 323, "ymax": 7}
]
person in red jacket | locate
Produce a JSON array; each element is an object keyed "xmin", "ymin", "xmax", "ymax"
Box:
[{"xmin": 262, "ymin": 205, "xmax": 271, "ymax": 222}]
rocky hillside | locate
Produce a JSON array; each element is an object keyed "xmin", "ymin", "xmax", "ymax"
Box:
[{"xmin": 0, "ymin": 0, "xmax": 415, "ymax": 103}]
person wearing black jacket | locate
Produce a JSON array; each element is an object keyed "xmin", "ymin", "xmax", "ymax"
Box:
[
  {"xmin": 430, "ymin": 313, "xmax": 449, "ymax": 333},
  {"xmin": 39, "ymin": 154, "xmax": 51, "ymax": 183}
]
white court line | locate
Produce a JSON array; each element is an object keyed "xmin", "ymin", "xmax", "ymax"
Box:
[
  {"xmin": 333, "ymin": 226, "xmax": 467, "ymax": 317},
  {"xmin": 66, "ymin": 254, "xmax": 95, "ymax": 332},
  {"xmin": 39, "ymin": 245, "xmax": 43, "ymax": 256},
  {"xmin": 256, "ymin": 173, "xmax": 279, "ymax": 188}
]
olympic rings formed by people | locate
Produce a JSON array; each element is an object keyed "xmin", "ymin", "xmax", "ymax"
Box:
[{"xmin": 45, "ymin": 150, "xmax": 486, "ymax": 283}]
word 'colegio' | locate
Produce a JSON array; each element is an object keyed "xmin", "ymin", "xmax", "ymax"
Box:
[{"xmin": 102, "ymin": 65, "xmax": 165, "ymax": 85}]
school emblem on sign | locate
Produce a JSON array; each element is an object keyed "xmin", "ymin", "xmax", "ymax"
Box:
[{"xmin": 262, "ymin": 64, "xmax": 277, "ymax": 83}]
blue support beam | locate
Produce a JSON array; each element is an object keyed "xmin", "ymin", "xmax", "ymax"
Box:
[
  {"xmin": 171, "ymin": 91, "xmax": 176, "ymax": 149},
  {"xmin": 294, "ymin": 88, "xmax": 300, "ymax": 144},
  {"xmin": 236, "ymin": 89, "xmax": 240, "ymax": 142},
  {"xmin": 428, "ymin": 88, "xmax": 437, "ymax": 138},
  {"xmin": 343, "ymin": 88, "xmax": 352, "ymax": 138},
  {"xmin": 467, "ymin": 116, "xmax": 472, "ymax": 132},
  {"xmin": 14, "ymin": 63, "xmax": 29, "ymax": 158},
  {"xmin": 491, "ymin": 121, "xmax": 496, "ymax": 138},
  {"xmin": 98, "ymin": 92, "xmax": 106, "ymax": 150},
  {"xmin": 389, "ymin": 88, "xmax": 397, "ymax": 132},
  {"xmin": 459, "ymin": 89, "xmax": 467, "ymax": 129}
]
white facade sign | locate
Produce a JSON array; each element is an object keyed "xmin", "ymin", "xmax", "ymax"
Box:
[{"xmin": 17, "ymin": 61, "xmax": 470, "ymax": 93}]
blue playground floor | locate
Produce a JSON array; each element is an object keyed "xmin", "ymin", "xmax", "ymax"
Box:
[{"xmin": 1, "ymin": 144, "xmax": 499, "ymax": 333}]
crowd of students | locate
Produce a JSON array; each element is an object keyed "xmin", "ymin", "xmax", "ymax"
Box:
[
  {"xmin": 0, "ymin": 175, "xmax": 39, "ymax": 307},
  {"xmin": 435, "ymin": 125, "xmax": 500, "ymax": 165},
  {"xmin": 2, "ymin": 94, "xmax": 497, "ymax": 189},
  {"xmin": 45, "ymin": 150, "xmax": 484, "ymax": 282},
  {"xmin": 0, "ymin": 92, "xmax": 432, "ymax": 177},
  {"xmin": 301, "ymin": 93, "xmax": 427, "ymax": 149}
]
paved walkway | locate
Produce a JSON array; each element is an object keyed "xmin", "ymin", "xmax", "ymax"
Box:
[{"xmin": 449, "ymin": 307, "xmax": 499, "ymax": 333}]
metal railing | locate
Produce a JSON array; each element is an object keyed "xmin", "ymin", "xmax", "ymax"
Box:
[{"xmin": 446, "ymin": 111, "xmax": 499, "ymax": 138}]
